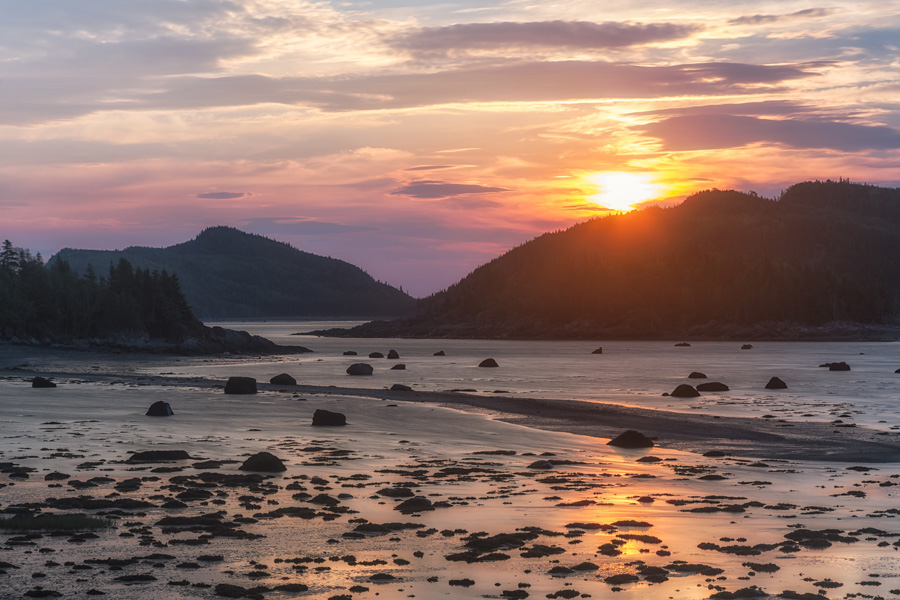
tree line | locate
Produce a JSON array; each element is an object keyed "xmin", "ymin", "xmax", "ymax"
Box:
[{"xmin": 1, "ymin": 239, "xmax": 200, "ymax": 343}]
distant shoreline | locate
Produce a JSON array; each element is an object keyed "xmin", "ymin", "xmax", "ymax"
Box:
[{"xmin": 5, "ymin": 342, "xmax": 900, "ymax": 464}]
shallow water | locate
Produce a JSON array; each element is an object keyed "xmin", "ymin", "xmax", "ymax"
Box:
[{"xmin": 2, "ymin": 324, "xmax": 900, "ymax": 599}]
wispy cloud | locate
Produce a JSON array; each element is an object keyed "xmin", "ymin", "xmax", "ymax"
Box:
[
  {"xmin": 640, "ymin": 114, "xmax": 900, "ymax": 152},
  {"xmin": 391, "ymin": 181, "xmax": 511, "ymax": 199},
  {"xmin": 389, "ymin": 20, "xmax": 701, "ymax": 55},
  {"xmin": 729, "ymin": 8, "xmax": 837, "ymax": 26}
]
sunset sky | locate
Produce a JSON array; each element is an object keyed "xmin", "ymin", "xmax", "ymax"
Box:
[{"xmin": 3, "ymin": 1, "xmax": 899, "ymax": 296}]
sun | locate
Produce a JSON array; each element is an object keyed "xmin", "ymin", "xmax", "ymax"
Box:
[{"xmin": 584, "ymin": 171, "xmax": 663, "ymax": 212}]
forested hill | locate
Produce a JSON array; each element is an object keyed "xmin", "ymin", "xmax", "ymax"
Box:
[
  {"xmin": 53, "ymin": 226, "xmax": 416, "ymax": 319},
  {"xmin": 342, "ymin": 180, "xmax": 900, "ymax": 340}
]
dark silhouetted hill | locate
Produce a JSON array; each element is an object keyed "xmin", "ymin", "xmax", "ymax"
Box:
[
  {"xmin": 53, "ymin": 226, "xmax": 416, "ymax": 319},
  {"xmin": 335, "ymin": 180, "xmax": 900, "ymax": 340}
]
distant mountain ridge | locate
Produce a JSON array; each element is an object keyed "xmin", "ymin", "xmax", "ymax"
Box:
[
  {"xmin": 53, "ymin": 226, "xmax": 416, "ymax": 319},
  {"xmin": 336, "ymin": 180, "xmax": 900, "ymax": 340}
]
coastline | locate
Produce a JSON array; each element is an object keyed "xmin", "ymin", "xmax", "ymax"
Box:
[{"xmin": 5, "ymin": 341, "xmax": 900, "ymax": 463}]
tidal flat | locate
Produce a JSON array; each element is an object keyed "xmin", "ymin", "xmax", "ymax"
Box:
[{"xmin": 2, "ymin": 338, "xmax": 900, "ymax": 599}]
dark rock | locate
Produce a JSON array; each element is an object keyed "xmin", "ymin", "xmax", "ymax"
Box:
[
  {"xmin": 390, "ymin": 364, "xmax": 406, "ymax": 370},
  {"xmin": 390, "ymin": 384, "xmax": 412, "ymax": 392},
  {"xmin": 44, "ymin": 472, "xmax": 70, "ymax": 481},
  {"xmin": 741, "ymin": 344, "xmax": 753, "ymax": 350},
  {"xmin": 369, "ymin": 352, "xmax": 385, "ymax": 358},
  {"xmin": 145, "ymin": 401, "xmax": 174, "ymax": 417},
  {"xmin": 312, "ymin": 409, "xmax": 346, "ymax": 426},
  {"xmin": 828, "ymin": 361, "xmax": 851, "ymax": 371},
  {"xmin": 688, "ymin": 371, "xmax": 707, "ymax": 379},
  {"xmin": 346, "ymin": 363, "xmax": 374, "ymax": 376},
  {"xmin": 224, "ymin": 377, "xmax": 257, "ymax": 394},
  {"xmin": 239, "ymin": 451, "xmax": 286, "ymax": 472},
  {"xmin": 478, "ymin": 358, "xmax": 499, "ymax": 368},
  {"xmin": 675, "ymin": 342, "xmax": 691, "ymax": 347},
  {"xmin": 387, "ymin": 350, "xmax": 400, "ymax": 359},
  {"xmin": 528, "ymin": 460, "xmax": 554, "ymax": 470},
  {"xmin": 269, "ymin": 373, "xmax": 296, "ymax": 385},
  {"xmin": 703, "ymin": 450, "xmax": 727, "ymax": 458},
  {"xmin": 765, "ymin": 377, "xmax": 787, "ymax": 389},
  {"xmin": 696, "ymin": 382, "xmax": 729, "ymax": 392},
  {"xmin": 433, "ymin": 351, "xmax": 445, "ymax": 356},
  {"xmin": 343, "ymin": 351, "xmax": 358, "ymax": 356},
  {"xmin": 591, "ymin": 347, "xmax": 603, "ymax": 354},
  {"xmin": 127, "ymin": 450, "xmax": 192, "ymax": 463},
  {"xmin": 32, "ymin": 377, "xmax": 57, "ymax": 388},
  {"xmin": 607, "ymin": 430, "xmax": 654, "ymax": 449},
  {"xmin": 395, "ymin": 496, "xmax": 433, "ymax": 513},
  {"xmin": 377, "ymin": 487, "xmax": 415, "ymax": 498},
  {"xmin": 671, "ymin": 384, "xmax": 700, "ymax": 398}
]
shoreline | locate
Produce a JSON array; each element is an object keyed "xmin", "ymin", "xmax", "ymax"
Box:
[{"xmin": 7, "ymin": 353, "xmax": 900, "ymax": 463}]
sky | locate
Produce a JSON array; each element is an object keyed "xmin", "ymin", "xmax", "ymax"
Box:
[{"xmin": 2, "ymin": 0, "xmax": 899, "ymax": 297}]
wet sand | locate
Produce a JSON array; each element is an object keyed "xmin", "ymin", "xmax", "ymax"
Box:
[{"xmin": 3, "ymin": 343, "xmax": 900, "ymax": 600}]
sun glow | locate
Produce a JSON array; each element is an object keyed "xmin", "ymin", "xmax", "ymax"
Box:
[{"xmin": 584, "ymin": 172, "xmax": 663, "ymax": 212}]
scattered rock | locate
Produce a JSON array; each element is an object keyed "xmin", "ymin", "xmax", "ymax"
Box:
[
  {"xmin": 527, "ymin": 460, "xmax": 554, "ymax": 470},
  {"xmin": 343, "ymin": 351, "xmax": 357, "ymax": 356},
  {"xmin": 224, "ymin": 377, "xmax": 257, "ymax": 394},
  {"xmin": 387, "ymin": 350, "xmax": 400, "ymax": 359},
  {"xmin": 741, "ymin": 344, "xmax": 753, "ymax": 350},
  {"xmin": 591, "ymin": 347, "xmax": 603, "ymax": 354},
  {"xmin": 671, "ymin": 384, "xmax": 700, "ymax": 398},
  {"xmin": 346, "ymin": 363, "xmax": 374, "ymax": 376},
  {"xmin": 433, "ymin": 351, "xmax": 445, "ymax": 356},
  {"xmin": 239, "ymin": 451, "xmax": 286, "ymax": 472},
  {"xmin": 390, "ymin": 364, "xmax": 406, "ymax": 370},
  {"xmin": 697, "ymin": 382, "xmax": 729, "ymax": 392},
  {"xmin": 765, "ymin": 377, "xmax": 787, "ymax": 390},
  {"xmin": 478, "ymin": 358, "xmax": 499, "ymax": 368},
  {"xmin": 390, "ymin": 384, "xmax": 412, "ymax": 392},
  {"xmin": 312, "ymin": 409, "xmax": 346, "ymax": 426},
  {"xmin": 395, "ymin": 497, "xmax": 434, "ymax": 513},
  {"xmin": 675, "ymin": 342, "xmax": 691, "ymax": 347},
  {"xmin": 145, "ymin": 401, "xmax": 174, "ymax": 417},
  {"xmin": 32, "ymin": 377, "xmax": 57, "ymax": 388},
  {"xmin": 369, "ymin": 352, "xmax": 385, "ymax": 359},
  {"xmin": 127, "ymin": 450, "xmax": 192, "ymax": 463},
  {"xmin": 828, "ymin": 362, "xmax": 851, "ymax": 371},
  {"xmin": 607, "ymin": 430, "xmax": 654, "ymax": 449},
  {"xmin": 688, "ymin": 371, "xmax": 707, "ymax": 379},
  {"xmin": 269, "ymin": 373, "xmax": 297, "ymax": 385}
]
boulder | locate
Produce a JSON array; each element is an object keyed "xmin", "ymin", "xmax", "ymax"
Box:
[
  {"xmin": 671, "ymin": 384, "xmax": 700, "ymax": 398},
  {"xmin": 478, "ymin": 358, "xmax": 499, "ymax": 368},
  {"xmin": 270, "ymin": 373, "xmax": 297, "ymax": 385},
  {"xmin": 32, "ymin": 376, "xmax": 56, "ymax": 388},
  {"xmin": 312, "ymin": 409, "xmax": 347, "ymax": 426},
  {"xmin": 145, "ymin": 401, "xmax": 174, "ymax": 416},
  {"xmin": 895, "ymin": 368, "xmax": 900, "ymax": 374},
  {"xmin": 433, "ymin": 350, "xmax": 446, "ymax": 356},
  {"xmin": 368, "ymin": 352, "xmax": 385, "ymax": 359},
  {"xmin": 224, "ymin": 376, "xmax": 257, "ymax": 394},
  {"xmin": 346, "ymin": 363, "xmax": 374, "ymax": 376},
  {"xmin": 607, "ymin": 430, "xmax": 655, "ymax": 449},
  {"xmin": 390, "ymin": 384, "xmax": 412, "ymax": 392},
  {"xmin": 127, "ymin": 450, "xmax": 192, "ymax": 463},
  {"xmin": 395, "ymin": 496, "xmax": 434, "ymax": 513},
  {"xmin": 377, "ymin": 487, "xmax": 415, "ymax": 498},
  {"xmin": 741, "ymin": 344, "xmax": 753, "ymax": 350},
  {"xmin": 528, "ymin": 460, "xmax": 554, "ymax": 470},
  {"xmin": 688, "ymin": 371, "xmax": 707, "ymax": 379},
  {"xmin": 674, "ymin": 342, "xmax": 691, "ymax": 347},
  {"xmin": 591, "ymin": 347, "xmax": 603, "ymax": 354},
  {"xmin": 828, "ymin": 361, "xmax": 851, "ymax": 371},
  {"xmin": 765, "ymin": 376, "xmax": 787, "ymax": 389},
  {"xmin": 696, "ymin": 382, "xmax": 729, "ymax": 392},
  {"xmin": 239, "ymin": 451, "xmax": 286, "ymax": 472},
  {"xmin": 390, "ymin": 364, "xmax": 406, "ymax": 370},
  {"xmin": 343, "ymin": 350, "xmax": 358, "ymax": 356},
  {"xmin": 387, "ymin": 349, "xmax": 400, "ymax": 359}
]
